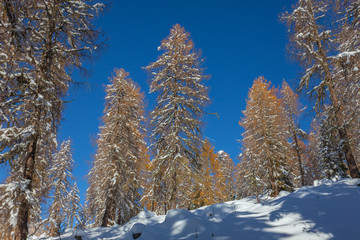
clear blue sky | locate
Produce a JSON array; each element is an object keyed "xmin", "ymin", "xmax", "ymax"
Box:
[{"xmin": 2, "ymin": 0, "xmax": 311, "ymax": 203}]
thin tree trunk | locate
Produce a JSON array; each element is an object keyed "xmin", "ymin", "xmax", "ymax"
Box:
[{"xmin": 291, "ymin": 124, "xmax": 305, "ymax": 186}]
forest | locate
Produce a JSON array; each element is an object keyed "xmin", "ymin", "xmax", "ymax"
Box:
[{"xmin": 1, "ymin": 0, "xmax": 360, "ymax": 239}]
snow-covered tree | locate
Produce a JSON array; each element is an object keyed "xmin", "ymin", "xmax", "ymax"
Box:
[
  {"xmin": 0, "ymin": 1, "xmax": 103, "ymax": 238},
  {"xmin": 236, "ymin": 150, "xmax": 264, "ymax": 202},
  {"xmin": 143, "ymin": 24, "xmax": 209, "ymax": 214},
  {"xmin": 216, "ymin": 150, "xmax": 236, "ymax": 201},
  {"xmin": 318, "ymin": 121, "xmax": 348, "ymax": 179},
  {"xmin": 282, "ymin": 0, "xmax": 360, "ymax": 178},
  {"xmin": 334, "ymin": 0, "xmax": 360, "ymax": 169},
  {"xmin": 65, "ymin": 182, "xmax": 81, "ymax": 230},
  {"xmin": 47, "ymin": 139, "xmax": 75, "ymax": 236},
  {"xmin": 280, "ymin": 81, "xmax": 307, "ymax": 187},
  {"xmin": 316, "ymin": 109, "xmax": 348, "ymax": 179},
  {"xmin": 305, "ymin": 127, "xmax": 322, "ymax": 184},
  {"xmin": 87, "ymin": 69, "xmax": 147, "ymax": 227},
  {"xmin": 239, "ymin": 77, "xmax": 293, "ymax": 197}
]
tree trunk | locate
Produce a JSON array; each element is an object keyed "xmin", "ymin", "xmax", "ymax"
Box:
[
  {"xmin": 15, "ymin": 138, "xmax": 38, "ymax": 240},
  {"xmin": 101, "ymin": 197, "xmax": 114, "ymax": 227},
  {"xmin": 292, "ymin": 125, "xmax": 305, "ymax": 186},
  {"xmin": 336, "ymin": 115, "xmax": 360, "ymax": 178}
]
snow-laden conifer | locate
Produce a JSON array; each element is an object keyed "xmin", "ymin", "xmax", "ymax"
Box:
[
  {"xmin": 280, "ymin": 81, "xmax": 307, "ymax": 187},
  {"xmin": 316, "ymin": 109, "xmax": 348, "ymax": 179},
  {"xmin": 236, "ymin": 149, "xmax": 264, "ymax": 202},
  {"xmin": 47, "ymin": 139, "xmax": 76, "ymax": 236},
  {"xmin": 87, "ymin": 69, "xmax": 147, "ymax": 227},
  {"xmin": 216, "ymin": 151, "xmax": 236, "ymax": 201},
  {"xmin": 143, "ymin": 24, "xmax": 209, "ymax": 214},
  {"xmin": 65, "ymin": 182, "xmax": 81, "ymax": 230}
]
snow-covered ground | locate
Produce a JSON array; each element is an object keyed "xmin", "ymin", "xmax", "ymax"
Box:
[{"xmin": 39, "ymin": 178, "xmax": 360, "ymax": 240}]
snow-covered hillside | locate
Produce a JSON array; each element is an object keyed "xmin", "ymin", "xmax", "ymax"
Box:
[{"xmin": 40, "ymin": 179, "xmax": 360, "ymax": 240}]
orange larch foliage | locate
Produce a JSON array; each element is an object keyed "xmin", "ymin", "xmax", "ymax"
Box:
[{"xmin": 239, "ymin": 77, "xmax": 293, "ymax": 197}]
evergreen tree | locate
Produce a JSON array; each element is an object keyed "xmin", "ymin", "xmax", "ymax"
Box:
[
  {"xmin": 144, "ymin": 24, "xmax": 209, "ymax": 214},
  {"xmin": 87, "ymin": 69, "xmax": 147, "ymax": 227},
  {"xmin": 317, "ymin": 110, "xmax": 348, "ymax": 179},
  {"xmin": 240, "ymin": 77, "xmax": 293, "ymax": 197},
  {"xmin": 0, "ymin": 1, "xmax": 103, "ymax": 238}
]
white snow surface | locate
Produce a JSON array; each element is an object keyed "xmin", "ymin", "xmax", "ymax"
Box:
[{"xmin": 39, "ymin": 178, "xmax": 360, "ymax": 240}]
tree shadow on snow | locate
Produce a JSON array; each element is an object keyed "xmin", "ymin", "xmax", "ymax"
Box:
[{"xmin": 266, "ymin": 182, "xmax": 360, "ymax": 240}]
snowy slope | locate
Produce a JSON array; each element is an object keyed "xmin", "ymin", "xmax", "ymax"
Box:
[{"xmin": 39, "ymin": 179, "xmax": 360, "ymax": 240}]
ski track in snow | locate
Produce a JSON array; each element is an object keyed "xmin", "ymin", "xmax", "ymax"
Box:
[{"xmin": 37, "ymin": 178, "xmax": 360, "ymax": 240}]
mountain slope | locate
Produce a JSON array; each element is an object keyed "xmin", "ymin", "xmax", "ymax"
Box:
[{"xmin": 40, "ymin": 178, "xmax": 360, "ymax": 240}]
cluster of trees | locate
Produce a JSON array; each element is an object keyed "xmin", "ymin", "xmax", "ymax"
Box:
[
  {"xmin": 237, "ymin": 0, "xmax": 360, "ymax": 200},
  {"xmin": 282, "ymin": 0, "xmax": 360, "ymax": 180},
  {"xmin": 1, "ymin": 0, "xmax": 360, "ymax": 239},
  {"xmin": 86, "ymin": 24, "xmax": 236, "ymax": 227},
  {"xmin": 0, "ymin": 0, "xmax": 103, "ymax": 239}
]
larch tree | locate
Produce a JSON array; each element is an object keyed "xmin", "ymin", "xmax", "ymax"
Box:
[
  {"xmin": 191, "ymin": 142, "xmax": 235, "ymax": 207},
  {"xmin": 47, "ymin": 139, "xmax": 77, "ymax": 236},
  {"xmin": 191, "ymin": 139, "xmax": 218, "ymax": 208},
  {"xmin": 280, "ymin": 81, "xmax": 306, "ymax": 187},
  {"xmin": 304, "ymin": 121, "xmax": 322, "ymax": 184},
  {"xmin": 87, "ymin": 69, "xmax": 147, "ymax": 227},
  {"xmin": 65, "ymin": 182, "xmax": 81, "ymax": 230},
  {"xmin": 240, "ymin": 77, "xmax": 293, "ymax": 197},
  {"xmin": 216, "ymin": 150, "xmax": 235, "ymax": 201},
  {"xmin": 237, "ymin": 149, "xmax": 263, "ymax": 202},
  {"xmin": 143, "ymin": 24, "xmax": 209, "ymax": 214},
  {"xmin": 0, "ymin": 1, "xmax": 103, "ymax": 239},
  {"xmin": 282, "ymin": 0, "xmax": 360, "ymax": 177}
]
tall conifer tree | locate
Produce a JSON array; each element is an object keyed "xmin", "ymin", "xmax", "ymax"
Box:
[
  {"xmin": 143, "ymin": 24, "xmax": 209, "ymax": 214},
  {"xmin": 47, "ymin": 139, "xmax": 75, "ymax": 236},
  {"xmin": 240, "ymin": 77, "xmax": 293, "ymax": 197},
  {"xmin": 216, "ymin": 151, "xmax": 235, "ymax": 201},
  {"xmin": 87, "ymin": 69, "xmax": 147, "ymax": 227}
]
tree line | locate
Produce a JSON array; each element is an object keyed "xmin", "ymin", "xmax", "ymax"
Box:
[{"xmin": 1, "ymin": 0, "xmax": 360, "ymax": 239}]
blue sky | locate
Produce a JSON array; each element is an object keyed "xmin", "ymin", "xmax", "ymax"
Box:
[{"xmin": 1, "ymin": 0, "xmax": 311, "ymax": 202}]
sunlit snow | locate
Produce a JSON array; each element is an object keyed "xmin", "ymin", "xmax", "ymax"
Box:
[{"xmin": 37, "ymin": 178, "xmax": 360, "ymax": 240}]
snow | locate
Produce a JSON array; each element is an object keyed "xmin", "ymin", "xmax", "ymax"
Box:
[{"xmin": 39, "ymin": 178, "xmax": 360, "ymax": 240}]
